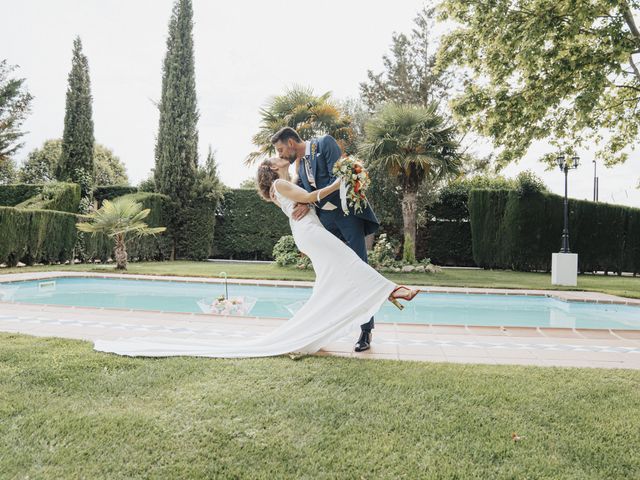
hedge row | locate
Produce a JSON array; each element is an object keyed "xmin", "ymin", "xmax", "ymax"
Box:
[
  {"xmin": 4, "ymin": 182, "xmax": 635, "ymax": 271},
  {"xmin": 0, "ymin": 177, "xmax": 220, "ymax": 264},
  {"xmin": 93, "ymin": 185, "xmax": 139, "ymax": 205},
  {"xmin": 469, "ymin": 189, "xmax": 640, "ymax": 274},
  {"xmin": 0, "ymin": 184, "xmax": 44, "ymax": 207},
  {"xmin": 0, "ymin": 183, "xmax": 140, "ymax": 210},
  {"xmin": 212, "ymin": 189, "xmax": 290, "ymax": 260},
  {"xmin": 414, "ymin": 185, "xmax": 474, "ymax": 265},
  {"xmin": 417, "ymin": 221, "xmax": 473, "ymax": 266},
  {"xmin": 211, "ymin": 188, "xmax": 475, "ymax": 264},
  {"xmin": 0, "ymin": 192, "xmax": 174, "ymax": 267},
  {"xmin": 0, "ymin": 206, "xmax": 77, "ymax": 266},
  {"xmin": 14, "ymin": 182, "xmax": 81, "ymax": 213}
]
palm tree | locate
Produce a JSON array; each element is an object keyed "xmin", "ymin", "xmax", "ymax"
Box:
[
  {"xmin": 246, "ymin": 85, "xmax": 354, "ymax": 164},
  {"xmin": 360, "ymin": 103, "xmax": 462, "ymax": 263},
  {"xmin": 76, "ymin": 197, "xmax": 166, "ymax": 270}
]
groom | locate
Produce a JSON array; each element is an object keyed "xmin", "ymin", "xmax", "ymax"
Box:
[{"xmin": 270, "ymin": 127, "xmax": 380, "ymax": 352}]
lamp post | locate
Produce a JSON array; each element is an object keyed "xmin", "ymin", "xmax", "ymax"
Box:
[
  {"xmin": 592, "ymin": 159, "xmax": 598, "ymax": 202},
  {"xmin": 556, "ymin": 155, "xmax": 579, "ymax": 253}
]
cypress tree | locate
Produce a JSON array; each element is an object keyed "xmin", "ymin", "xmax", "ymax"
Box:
[
  {"xmin": 57, "ymin": 37, "xmax": 94, "ymax": 186},
  {"xmin": 155, "ymin": 0, "xmax": 199, "ymax": 258}
]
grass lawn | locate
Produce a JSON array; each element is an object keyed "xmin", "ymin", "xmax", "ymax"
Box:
[
  {"xmin": 2, "ymin": 260, "xmax": 639, "ymax": 299},
  {"xmin": 1, "ymin": 333, "xmax": 638, "ymax": 478}
]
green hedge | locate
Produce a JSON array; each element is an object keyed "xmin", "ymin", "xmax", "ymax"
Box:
[
  {"xmin": 177, "ymin": 199, "xmax": 217, "ymax": 261},
  {"xmin": 93, "ymin": 185, "xmax": 138, "ymax": 205},
  {"xmin": 0, "ymin": 188, "xmax": 201, "ymax": 266},
  {"xmin": 212, "ymin": 187, "xmax": 474, "ymax": 264},
  {"xmin": 82, "ymin": 192, "xmax": 173, "ymax": 262},
  {"xmin": 415, "ymin": 184, "xmax": 475, "ymax": 266},
  {"xmin": 415, "ymin": 178, "xmax": 522, "ymax": 267},
  {"xmin": 570, "ymin": 201, "xmax": 628, "ymax": 273},
  {"xmin": 0, "ymin": 206, "xmax": 77, "ymax": 267},
  {"xmin": 417, "ymin": 221, "xmax": 473, "ymax": 266},
  {"xmin": 0, "ymin": 184, "xmax": 44, "ymax": 207},
  {"xmin": 212, "ymin": 189, "xmax": 290, "ymax": 260},
  {"xmin": 14, "ymin": 182, "xmax": 80, "ymax": 213},
  {"xmin": 624, "ymin": 209, "xmax": 640, "ymax": 275},
  {"xmin": 469, "ymin": 189, "xmax": 640, "ymax": 274},
  {"xmin": 468, "ymin": 190, "xmax": 511, "ymax": 269}
]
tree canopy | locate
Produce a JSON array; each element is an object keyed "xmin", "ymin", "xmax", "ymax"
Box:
[
  {"xmin": 360, "ymin": 7, "xmax": 450, "ymax": 111},
  {"xmin": 438, "ymin": 0, "xmax": 640, "ymax": 169},
  {"xmin": 19, "ymin": 139, "xmax": 128, "ymax": 185},
  {"xmin": 0, "ymin": 60, "xmax": 33, "ymax": 183}
]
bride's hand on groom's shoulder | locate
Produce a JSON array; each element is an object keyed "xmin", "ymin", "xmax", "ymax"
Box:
[{"xmin": 291, "ymin": 202, "xmax": 311, "ymax": 221}]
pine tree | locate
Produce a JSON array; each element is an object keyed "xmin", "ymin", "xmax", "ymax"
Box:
[
  {"xmin": 359, "ymin": 7, "xmax": 450, "ymax": 111},
  {"xmin": 0, "ymin": 60, "xmax": 33, "ymax": 184},
  {"xmin": 154, "ymin": 0, "xmax": 199, "ymax": 258},
  {"xmin": 57, "ymin": 37, "xmax": 94, "ymax": 187}
]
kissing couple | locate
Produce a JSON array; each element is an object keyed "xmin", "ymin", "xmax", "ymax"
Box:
[{"xmin": 94, "ymin": 127, "xmax": 418, "ymax": 358}]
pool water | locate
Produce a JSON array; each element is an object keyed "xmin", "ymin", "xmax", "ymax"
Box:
[{"xmin": 1, "ymin": 277, "xmax": 638, "ymax": 330}]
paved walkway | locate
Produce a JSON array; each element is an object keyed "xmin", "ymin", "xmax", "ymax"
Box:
[{"xmin": 1, "ymin": 271, "xmax": 639, "ymax": 369}]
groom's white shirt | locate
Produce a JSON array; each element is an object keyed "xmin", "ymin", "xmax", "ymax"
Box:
[{"xmin": 304, "ymin": 141, "xmax": 337, "ymax": 211}]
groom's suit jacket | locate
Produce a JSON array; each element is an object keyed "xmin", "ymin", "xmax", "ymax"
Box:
[{"xmin": 297, "ymin": 135, "xmax": 380, "ymax": 237}]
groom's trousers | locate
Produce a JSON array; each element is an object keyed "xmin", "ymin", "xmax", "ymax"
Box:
[{"xmin": 317, "ymin": 208, "xmax": 374, "ymax": 332}]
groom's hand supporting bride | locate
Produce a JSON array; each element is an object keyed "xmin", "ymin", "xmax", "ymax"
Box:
[{"xmin": 291, "ymin": 203, "xmax": 311, "ymax": 221}]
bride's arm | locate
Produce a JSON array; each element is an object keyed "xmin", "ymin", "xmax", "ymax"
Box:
[{"xmin": 274, "ymin": 178, "xmax": 340, "ymax": 204}]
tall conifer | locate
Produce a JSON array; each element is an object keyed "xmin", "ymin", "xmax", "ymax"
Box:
[
  {"xmin": 57, "ymin": 37, "xmax": 94, "ymax": 185},
  {"xmin": 154, "ymin": 0, "xmax": 199, "ymax": 258},
  {"xmin": 154, "ymin": 0, "xmax": 198, "ymax": 207}
]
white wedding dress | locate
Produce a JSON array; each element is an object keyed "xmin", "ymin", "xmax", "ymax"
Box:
[{"xmin": 93, "ymin": 180, "xmax": 396, "ymax": 358}]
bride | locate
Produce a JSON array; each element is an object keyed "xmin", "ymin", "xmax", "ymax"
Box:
[{"xmin": 93, "ymin": 159, "xmax": 418, "ymax": 358}]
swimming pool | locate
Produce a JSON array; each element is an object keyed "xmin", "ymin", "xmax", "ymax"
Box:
[{"xmin": 1, "ymin": 276, "xmax": 638, "ymax": 330}]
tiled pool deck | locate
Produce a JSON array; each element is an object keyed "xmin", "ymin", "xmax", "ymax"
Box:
[{"xmin": 1, "ymin": 271, "xmax": 639, "ymax": 369}]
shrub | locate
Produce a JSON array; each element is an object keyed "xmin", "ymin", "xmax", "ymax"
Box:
[
  {"xmin": 272, "ymin": 235, "xmax": 312, "ymax": 269},
  {"xmin": 369, "ymin": 233, "xmax": 398, "ymax": 269},
  {"xmin": 514, "ymin": 170, "xmax": 548, "ymax": 196}
]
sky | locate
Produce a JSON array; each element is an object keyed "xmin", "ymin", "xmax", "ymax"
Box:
[{"xmin": 3, "ymin": 0, "xmax": 639, "ymax": 207}]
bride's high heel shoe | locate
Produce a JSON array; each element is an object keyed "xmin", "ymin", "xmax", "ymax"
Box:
[{"xmin": 388, "ymin": 286, "xmax": 419, "ymax": 310}]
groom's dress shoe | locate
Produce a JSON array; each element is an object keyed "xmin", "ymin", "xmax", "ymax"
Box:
[{"xmin": 354, "ymin": 331, "xmax": 372, "ymax": 352}]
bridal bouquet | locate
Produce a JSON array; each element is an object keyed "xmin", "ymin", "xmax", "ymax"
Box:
[{"xmin": 332, "ymin": 156, "xmax": 371, "ymax": 214}]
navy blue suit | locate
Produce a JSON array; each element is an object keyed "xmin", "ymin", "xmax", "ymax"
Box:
[{"xmin": 296, "ymin": 135, "xmax": 380, "ymax": 332}]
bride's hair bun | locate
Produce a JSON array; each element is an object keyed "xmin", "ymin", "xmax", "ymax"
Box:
[{"xmin": 256, "ymin": 158, "xmax": 280, "ymax": 201}]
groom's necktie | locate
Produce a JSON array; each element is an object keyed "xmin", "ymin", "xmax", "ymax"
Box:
[{"xmin": 303, "ymin": 155, "xmax": 316, "ymax": 189}]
